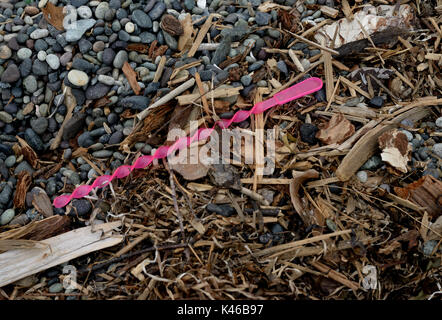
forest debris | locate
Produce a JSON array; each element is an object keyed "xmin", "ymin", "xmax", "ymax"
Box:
[
  {"xmin": 311, "ymin": 260, "xmax": 360, "ymax": 291},
  {"xmin": 394, "ymin": 175, "xmax": 442, "ymax": 218},
  {"xmin": 336, "ymin": 107, "xmax": 431, "ymax": 181},
  {"xmin": 127, "ymin": 43, "xmax": 149, "ymax": 53},
  {"xmin": 316, "ymin": 113, "xmax": 355, "ymax": 145},
  {"xmin": 171, "ymin": 162, "xmax": 209, "ymax": 181},
  {"xmin": 13, "ymin": 172, "xmax": 31, "ymax": 209},
  {"xmin": 0, "ymin": 221, "xmax": 122, "ymax": 288},
  {"xmin": 314, "ymin": 4, "xmax": 414, "ymax": 48},
  {"xmin": 160, "ymin": 14, "xmax": 183, "ymax": 36},
  {"xmin": 16, "ymin": 136, "xmax": 38, "ymax": 168},
  {"xmin": 42, "ymin": 2, "xmax": 65, "ymax": 31},
  {"xmin": 177, "ymin": 85, "xmax": 243, "ymax": 105},
  {"xmin": 178, "ymin": 13, "xmax": 194, "ymax": 52},
  {"xmin": 31, "ymin": 187, "xmax": 54, "ymax": 218},
  {"xmin": 50, "ymin": 85, "xmax": 76, "ymax": 150},
  {"xmin": 336, "ymin": 27, "xmax": 408, "ymax": 57},
  {"xmin": 187, "ymin": 14, "xmax": 214, "ymax": 58},
  {"xmin": 320, "ymin": 6, "xmax": 339, "ymax": 19},
  {"xmin": 122, "ymin": 62, "xmax": 141, "ymax": 95},
  {"xmin": 378, "ymin": 129, "xmax": 411, "ymax": 173},
  {"xmin": 290, "ymin": 169, "xmax": 319, "ymax": 225},
  {"xmin": 136, "ymin": 78, "xmax": 195, "ymax": 121}
]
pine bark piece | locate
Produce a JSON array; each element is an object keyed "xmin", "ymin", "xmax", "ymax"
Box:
[
  {"xmin": 122, "ymin": 61, "xmax": 141, "ymax": 95},
  {"xmin": 187, "ymin": 14, "xmax": 214, "ymax": 58},
  {"xmin": 31, "ymin": 187, "xmax": 54, "ymax": 218},
  {"xmin": 13, "ymin": 171, "xmax": 32, "ymax": 209},
  {"xmin": 394, "ymin": 175, "xmax": 442, "ymax": 218},
  {"xmin": 316, "ymin": 113, "xmax": 355, "ymax": 145},
  {"xmin": 0, "ymin": 221, "xmax": 122, "ymax": 288},
  {"xmin": 16, "ymin": 136, "xmax": 38, "ymax": 168}
]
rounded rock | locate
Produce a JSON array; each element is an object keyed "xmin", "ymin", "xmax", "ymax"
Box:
[
  {"xmin": 0, "ymin": 209, "xmax": 15, "ymax": 225},
  {"xmin": 68, "ymin": 70, "xmax": 89, "ymax": 87},
  {"xmin": 0, "ymin": 45, "xmax": 12, "ymax": 59},
  {"xmin": 46, "ymin": 54, "xmax": 60, "ymax": 70}
]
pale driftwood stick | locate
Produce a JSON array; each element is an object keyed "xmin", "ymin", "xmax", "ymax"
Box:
[
  {"xmin": 153, "ymin": 56, "xmax": 166, "ymax": 83},
  {"xmin": 50, "ymin": 85, "xmax": 73, "ymax": 150},
  {"xmin": 288, "ymin": 49, "xmax": 305, "ymax": 72},
  {"xmin": 336, "ymin": 107, "xmax": 432, "ymax": 181},
  {"xmin": 136, "ymin": 78, "xmax": 196, "ymax": 121},
  {"xmin": 286, "ymin": 30, "xmax": 339, "ymax": 55},
  {"xmin": 187, "ymin": 14, "xmax": 214, "ymax": 58},
  {"xmin": 177, "ymin": 85, "xmax": 243, "ymax": 105},
  {"xmin": 0, "ymin": 222, "xmax": 123, "ymax": 288}
]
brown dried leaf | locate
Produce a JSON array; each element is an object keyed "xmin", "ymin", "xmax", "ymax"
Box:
[
  {"xmin": 289, "ymin": 169, "xmax": 319, "ymax": 226},
  {"xmin": 316, "ymin": 113, "xmax": 355, "ymax": 145},
  {"xmin": 160, "ymin": 14, "xmax": 183, "ymax": 36},
  {"xmin": 42, "ymin": 2, "xmax": 64, "ymax": 31},
  {"xmin": 122, "ymin": 61, "xmax": 141, "ymax": 95},
  {"xmin": 378, "ymin": 129, "xmax": 411, "ymax": 173},
  {"xmin": 171, "ymin": 161, "xmax": 209, "ymax": 181},
  {"xmin": 13, "ymin": 171, "xmax": 32, "ymax": 209}
]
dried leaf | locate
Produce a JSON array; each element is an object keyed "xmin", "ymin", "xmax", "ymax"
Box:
[
  {"xmin": 171, "ymin": 161, "xmax": 209, "ymax": 181},
  {"xmin": 289, "ymin": 169, "xmax": 319, "ymax": 226},
  {"xmin": 378, "ymin": 129, "xmax": 411, "ymax": 173},
  {"xmin": 13, "ymin": 171, "xmax": 32, "ymax": 209},
  {"xmin": 316, "ymin": 113, "xmax": 355, "ymax": 145},
  {"xmin": 31, "ymin": 187, "xmax": 54, "ymax": 218},
  {"xmin": 122, "ymin": 61, "xmax": 141, "ymax": 95},
  {"xmin": 160, "ymin": 14, "xmax": 183, "ymax": 36},
  {"xmin": 42, "ymin": 2, "xmax": 65, "ymax": 31}
]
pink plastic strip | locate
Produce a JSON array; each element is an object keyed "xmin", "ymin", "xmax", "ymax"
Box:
[{"xmin": 53, "ymin": 77, "xmax": 323, "ymax": 208}]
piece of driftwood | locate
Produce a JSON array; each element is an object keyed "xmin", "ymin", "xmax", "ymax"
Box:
[
  {"xmin": 336, "ymin": 27, "xmax": 408, "ymax": 57},
  {"xmin": 136, "ymin": 78, "xmax": 195, "ymax": 121},
  {"xmin": 176, "ymin": 85, "xmax": 243, "ymax": 105},
  {"xmin": 0, "ymin": 221, "xmax": 122, "ymax": 288},
  {"xmin": 187, "ymin": 14, "xmax": 214, "ymax": 58},
  {"xmin": 336, "ymin": 106, "xmax": 432, "ymax": 181},
  {"xmin": 50, "ymin": 85, "xmax": 75, "ymax": 150}
]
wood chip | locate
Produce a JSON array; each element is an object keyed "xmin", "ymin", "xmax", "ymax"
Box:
[
  {"xmin": 316, "ymin": 113, "xmax": 355, "ymax": 145},
  {"xmin": 122, "ymin": 61, "xmax": 141, "ymax": 95}
]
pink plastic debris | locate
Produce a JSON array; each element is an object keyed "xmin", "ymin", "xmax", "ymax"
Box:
[{"xmin": 53, "ymin": 77, "xmax": 323, "ymax": 208}]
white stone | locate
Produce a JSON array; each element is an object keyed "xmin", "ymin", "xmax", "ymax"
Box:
[
  {"xmin": 30, "ymin": 29, "xmax": 49, "ymax": 39},
  {"xmin": 125, "ymin": 22, "xmax": 135, "ymax": 33},
  {"xmin": 436, "ymin": 117, "xmax": 442, "ymax": 128},
  {"xmin": 17, "ymin": 48, "xmax": 32, "ymax": 60},
  {"xmin": 24, "ymin": 16, "xmax": 33, "ymax": 25},
  {"xmin": 77, "ymin": 5, "xmax": 92, "ymax": 19},
  {"xmin": 197, "ymin": 0, "xmax": 206, "ymax": 9},
  {"xmin": 98, "ymin": 75, "xmax": 116, "ymax": 86},
  {"xmin": 95, "ymin": 2, "xmax": 109, "ymax": 19},
  {"xmin": 46, "ymin": 54, "xmax": 60, "ymax": 70},
  {"xmin": 356, "ymin": 171, "xmax": 368, "ymax": 183},
  {"xmin": 37, "ymin": 51, "xmax": 47, "ymax": 61},
  {"xmin": 38, "ymin": 0, "xmax": 48, "ymax": 9},
  {"xmin": 68, "ymin": 70, "xmax": 89, "ymax": 87}
]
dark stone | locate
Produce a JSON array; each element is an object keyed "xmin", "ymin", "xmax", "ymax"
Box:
[
  {"xmin": 119, "ymin": 96, "xmax": 150, "ymax": 110},
  {"xmin": 102, "ymin": 48, "xmax": 116, "ymax": 65},
  {"xmin": 32, "ymin": 60, "xmax": 48, "ymax": 76},
  {"xmin": 24, "ymin": 128, "xmax": 44, "ymax": 151},
  {"xmin": 85, "ymin": 83, "xmax": 110, "ymax": 100},
  {"xmin": 72, "ymin": 58, "xmax": 95, "ymax": 73},
  {"xmin": 206, "ymin": 203, "xmax": 235, "ymax": 217},
  {"xmin": 70, "ymin": 199, "xmax": 91, "ymax": 216},
  {"xmin": 369, "ymin": 96, "xmax": 384, "ymax": 108},
  {"xmin": 300, "ymin": 123, "xmax": 318, "ymax": 144},
  {"xmin": 1, "ymin": 64, "xmax": 20, "ymax": 83},
  {"xmin": 108, "ymin": 130, "xmax": 123, "ymax": 144},
  {"xmin": 63, "ymin": 113, "xmax": 86, "ymax": 140}
]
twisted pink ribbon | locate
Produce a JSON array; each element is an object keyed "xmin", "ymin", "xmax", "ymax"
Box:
[{"xmin": 53, "ymin": 77, "xmax": 323, "ymax": 208}]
